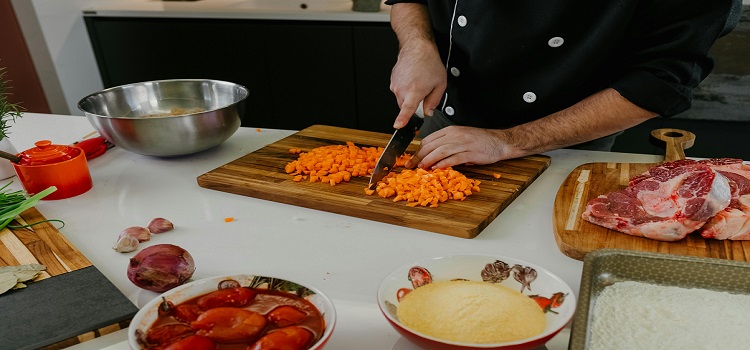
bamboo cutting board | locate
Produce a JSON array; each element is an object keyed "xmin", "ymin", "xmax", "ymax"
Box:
[
  {"xmin": 553, "ymin": 129, "xmax": 750, "ymax": 262},
  {"xmin": 197, "ymin": 125, "xmax": 551, "ymax": 239},
  {"xmin": 0, "ymin": 207, "xmax": 91, "ymax": 275},
  {"xmin": 0, "ymin": 207, "xmax": 137, "ymax": 350}
]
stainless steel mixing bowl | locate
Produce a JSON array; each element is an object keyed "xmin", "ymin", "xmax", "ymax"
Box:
[{"xmin": 77, "ymin": 79, "xmax": 248, "ymax": 157}]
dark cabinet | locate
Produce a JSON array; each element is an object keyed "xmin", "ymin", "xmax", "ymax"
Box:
[{"xmin": 83, "ymin": 16, "xmax": 399, "ymax": 133}]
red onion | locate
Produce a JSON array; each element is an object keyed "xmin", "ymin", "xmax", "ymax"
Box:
[{"xmin": 127, "ymin": 244, "xmax": 195, "ymax": 292}]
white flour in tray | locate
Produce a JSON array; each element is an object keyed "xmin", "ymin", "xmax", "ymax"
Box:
[{"xmin": 588, "ymin": 280, "xmax": 750, "ymax": 349}]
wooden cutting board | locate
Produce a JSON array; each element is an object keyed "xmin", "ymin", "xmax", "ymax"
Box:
[
  {"xmin": 0, "ymin": 207, "xmax": 137, "ymax": 350},
  {"xmin": 197, "ymin": 125, "xmax": 551, "ymax": 239},
  {"xmin": 553, "ymin": 128, "xmax": 750, "ymax": 261},
  {"xmin": 0, "ymin": 207, "xmax": 91, "ymax": 275}
]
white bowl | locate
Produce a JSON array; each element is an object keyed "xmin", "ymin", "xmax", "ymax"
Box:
[
  {"xmin": 128, "ymin": 274, "xmax": 336, "ymax": 349},
  {"xmin": 377, "ymin": 254, "xmax": 576, "ymax": 350}
]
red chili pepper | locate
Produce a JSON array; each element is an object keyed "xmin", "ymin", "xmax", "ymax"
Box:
[{"xmin": 73, "ymin": 136, "xmax": 113, "ymax": 160}]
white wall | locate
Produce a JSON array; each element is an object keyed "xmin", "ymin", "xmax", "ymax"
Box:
[{"xmin": 13, "ymin": 0, "xmax": 103, "ymax": 116}]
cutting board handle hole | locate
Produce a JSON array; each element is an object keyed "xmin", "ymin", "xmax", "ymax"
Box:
[
  {"xmin": 663, "ymin": 131, "xmax": 685, "ymax": 137},
  {"xmin": 649, "ymin": 128, "xmax": 696, "ymax": 162}
]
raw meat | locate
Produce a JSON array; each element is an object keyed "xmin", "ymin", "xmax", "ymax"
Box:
[
  {"xmin": 699, "ymin": 159, "xmax": 750, "ymax": 240},
  {"xmin": 582, "ymin": 159, "xmax": 731, "ymax": 241}
]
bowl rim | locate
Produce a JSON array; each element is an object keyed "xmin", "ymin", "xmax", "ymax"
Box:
[
  {"xmin": 76, "ymin": 78, "xmax": 249, "ymax": 119},
  {"xmin": 376, "ymin": 253, "xmax": 576, "ymax": 348},
  {"xmin": 127, "ymin": 273, "xmax": 337, "ymax": 350}
]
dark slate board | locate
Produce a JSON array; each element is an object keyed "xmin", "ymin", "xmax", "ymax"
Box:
[{"xmin": 0, "ymin": 266, "xmax": 138, "ymax": 350}]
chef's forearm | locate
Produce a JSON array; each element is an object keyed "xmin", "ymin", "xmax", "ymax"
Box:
[
  {"xmin": 390, "ymin": 3, "xmax": 436, "ymax": 51},
  {"xmin": 501, "ymin": 88, "xmax": 657, "ymax": 157}
]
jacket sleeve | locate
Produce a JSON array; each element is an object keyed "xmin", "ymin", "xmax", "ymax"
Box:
[{"xmin": 610, "ymin": 0, "xmax": 741, "ymax": 117}]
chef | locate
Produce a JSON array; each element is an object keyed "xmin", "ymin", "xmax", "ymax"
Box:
[{"xmin": 385, "ymin": 0, "xmax": 741, "ymax": 170}]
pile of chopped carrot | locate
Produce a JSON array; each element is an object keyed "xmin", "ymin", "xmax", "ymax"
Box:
[
  {"xmin": 285, "ymin": 142, "xmax": 481, "ymax": 207},
  {"xmin": 285, "ymin": 142, "xmax": 410, "ymax": 186},
  {"xmin": 365, "ymin": 167, "xmax": 481, "ymax": 207}
]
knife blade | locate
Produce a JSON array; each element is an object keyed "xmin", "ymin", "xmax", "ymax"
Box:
[{"xmin": 368, "ymin": 105, "xmax": 425, "ymax": 190}]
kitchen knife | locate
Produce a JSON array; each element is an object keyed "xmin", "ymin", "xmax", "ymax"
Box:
[{"xmin": 368, "ymin": 104, "xmax": 425, "ymax": 190}]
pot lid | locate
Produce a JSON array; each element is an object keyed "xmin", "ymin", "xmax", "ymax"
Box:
[{"xmin": 18, "ymin": 140, "xmax": 81, "ymax": 166}]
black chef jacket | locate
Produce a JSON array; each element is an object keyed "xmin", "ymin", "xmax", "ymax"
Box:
[{"xmin": 385, "ymin": 0, "xmax": 741, "ymax": 129}]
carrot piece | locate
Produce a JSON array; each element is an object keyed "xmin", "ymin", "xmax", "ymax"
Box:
[
  {"xmin": 493, "ymin": 173, "xmax": 502, "ymax": 179},
  {"xmin": 224, "ymin": 217, "xmax": 235, "ymax": 223},
  {"xmin": 372, "ymin": 166, "xmax": 480, "ymax": 207},
  {"xmin": 284, "ymin": 142, "xmax": 411, "ymax": 186}
]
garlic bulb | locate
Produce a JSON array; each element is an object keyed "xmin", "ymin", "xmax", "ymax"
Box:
[
  {"xmin": 113, "ymin": 234, "xmax": 139, "ymax": 253},
  {"xmin": 119, "ymin": 226, "xmax": 151, "ymax": 242},
  {"xmin": 147, "ymin": 218, "xmax": 174, "ymax": 234}
]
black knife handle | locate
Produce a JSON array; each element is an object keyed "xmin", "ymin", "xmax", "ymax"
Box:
[{"xmin": 404, "ymin": 115, "xmax": 424, "ymax": 135}]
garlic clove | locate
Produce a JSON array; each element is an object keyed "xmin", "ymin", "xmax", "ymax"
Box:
[
  {"xmin": 119, "ymin": 226, "xmax": 151, "ymax": 242},
  {"xmin": 147, "ymin": 218, "xmax": 174, "ymax": 234},
  {"xmin": 113, "ymin": 234, "xmax": 139, "ymax": 253}
]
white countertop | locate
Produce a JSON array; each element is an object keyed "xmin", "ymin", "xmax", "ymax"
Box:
[
  {"xmin": 6, "ymin": 113, "xmax": 662, "ymax": 349},
  {"xmin": 83, "ymin": 0, "xmax": 391, "ymax": 22}
]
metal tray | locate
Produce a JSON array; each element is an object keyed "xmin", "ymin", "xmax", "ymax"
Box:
[{"xmin": 569, "ymin": 248, "xmax": 750, "ymax": 349}]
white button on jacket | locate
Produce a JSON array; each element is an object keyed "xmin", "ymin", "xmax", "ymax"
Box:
[
  {"xmin": 523, "ymin": 92, "xmax": 537, "ymax": 103},
  {"xmin": 457, "ymin": 15, "xmax": 467, "ymax": 27},
  {"xmin": 548, "ymin": 37, "xmax": 564, "ymax": 47}
]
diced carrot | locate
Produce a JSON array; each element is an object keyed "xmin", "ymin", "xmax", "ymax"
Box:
[
  {"xmin": 284, "ymin": 142, "xmax": 479, "ymax": 207},
  {"xmin": 284, "ymin": 142, "xmax": 409, "ymax": 186},
  {"xmin": 366, "ymin": 166, "xmax": 480, "ymax": 207},
  {"xmin": 224, "ymin": 217, "xmax": 235, "ymax": 223},
  {"xmin": 493, "ymin": 173, "xmax": 502, "ymax": 179},
  {"xmin": 256, "ymin": 128, "xmax": 262, "ymax": 132}
]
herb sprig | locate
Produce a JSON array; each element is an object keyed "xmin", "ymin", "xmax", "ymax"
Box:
[{"xmin": 0, "ymin": 67, "xmax": 24, "ymax": 141}]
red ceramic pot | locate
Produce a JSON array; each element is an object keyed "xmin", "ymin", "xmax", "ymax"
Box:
[{"xmin": 12, "ymin": 140, "xmax": 93, "ymax": 200}]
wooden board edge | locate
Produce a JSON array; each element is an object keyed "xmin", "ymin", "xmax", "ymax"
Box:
[
  {"xmin": 196, "ymin": 177, "xmax": 479, "ymax": 239},
  {"xmin": 551, "ymin": 163, "xmax": 590, "ymax": 261},
  {"xmin": 38, "ymin": 320, "xmax": 132, "ymax": 350}
]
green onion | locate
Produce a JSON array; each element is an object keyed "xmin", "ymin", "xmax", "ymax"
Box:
[{"xmin": 0, "ymin": 182, "xmax": 56, "ymax": 231}]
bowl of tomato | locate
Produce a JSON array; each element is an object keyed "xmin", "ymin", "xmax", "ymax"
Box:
[{"xmin": 128, "ymin": 274, "xmax": 336, "ymax": 350}]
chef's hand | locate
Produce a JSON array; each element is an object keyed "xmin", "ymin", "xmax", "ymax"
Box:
[
  {"xmin": 390, "ymin": 40, "xmax": 446, "ymax": 129},
  {"xmin": 405, "ymin": 126, "xmax": 521, "ymax": 169}
]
